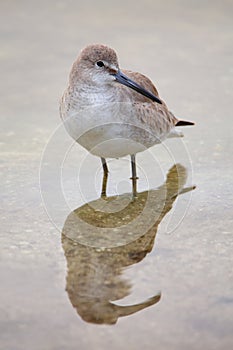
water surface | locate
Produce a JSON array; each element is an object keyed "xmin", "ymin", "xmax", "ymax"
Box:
[{"xmin": 1, "ymin": 1, "xmax": 233, "ymax": 349}]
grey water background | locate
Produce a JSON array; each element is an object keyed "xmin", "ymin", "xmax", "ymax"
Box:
[{"xmin": 1, "ymin": 1, "xmax": 233, "ymax": 349}]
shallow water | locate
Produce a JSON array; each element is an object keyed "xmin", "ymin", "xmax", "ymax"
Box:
[{"xmin": 1, "ymin": 1, "xmax": 233, "ymax": 349}]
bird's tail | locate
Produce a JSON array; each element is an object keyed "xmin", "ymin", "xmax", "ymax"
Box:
[{"xmin": 175, "ymin": 120, "xmax": 195, "ymax": 126}]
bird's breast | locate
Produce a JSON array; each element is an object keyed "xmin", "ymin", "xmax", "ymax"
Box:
[{"xmin": 60, "ymin": 85, "xmax": 174, "ymax": 158}]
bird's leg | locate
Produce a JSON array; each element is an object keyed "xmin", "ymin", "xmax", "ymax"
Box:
[
  {"xmin": 101, "ymin": 157, "xmax": 109, "ymax": 198},
  {"xmin": 130, "ymin": 154, "xmax": 139, "ymax": 199}
]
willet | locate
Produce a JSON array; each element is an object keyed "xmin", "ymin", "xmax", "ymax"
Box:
[{"xmin": 60, "ymin": 44, "xmax": 194, "ymax": 198}]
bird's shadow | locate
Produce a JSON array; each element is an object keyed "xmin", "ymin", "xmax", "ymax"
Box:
[{"xmin": 61, "ymin": 164, "xmax": 195, "ymax": 325}]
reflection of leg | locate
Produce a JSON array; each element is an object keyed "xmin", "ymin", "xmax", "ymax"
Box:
[
  {"xmin": 130, "ymin": 154, "xmax": 139, "ymax": 199},
  {"xmin": 101, "ymin": 157, "xmax": 109, "ymax": 198}
]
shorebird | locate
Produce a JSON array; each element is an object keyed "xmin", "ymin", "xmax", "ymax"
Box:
[{"xmin": 60, "ymin": 44, "xmax": 194, "ymax": 198}]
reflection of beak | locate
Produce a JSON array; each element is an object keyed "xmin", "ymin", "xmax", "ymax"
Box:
[
  {"xmin": 115, "ymin": 294, "xmax": 161, "ymax": 318},
  {"xmin": 113, "ymin": 70, "xmax": 162, "ymax": 104}
]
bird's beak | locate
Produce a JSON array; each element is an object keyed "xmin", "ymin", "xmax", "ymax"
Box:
[{"xmin": 113, "ymin": 70, "xmax": 162, "ymax": 104}]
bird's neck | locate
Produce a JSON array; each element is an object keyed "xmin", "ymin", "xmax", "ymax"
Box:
[{"xmin": 71, "ymin": 81, "xmax": 117, "ymax": 106}]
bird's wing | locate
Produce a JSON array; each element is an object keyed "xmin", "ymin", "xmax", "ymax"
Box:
[
  {"xmin": 122, "ymin": 70, "xmax": 194, "ymax": 128},
  {"xmin": 131, "ymin": 101, "xmax": 178, "ymax": 136},
  {"xmin": 120, "ymin": 70, "xmax": 177, "ymax": 128}
]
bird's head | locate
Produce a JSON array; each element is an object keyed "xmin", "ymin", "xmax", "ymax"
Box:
[{"xmin": 70, "ymin": 44, "xmax": 162, "ymax": 104}]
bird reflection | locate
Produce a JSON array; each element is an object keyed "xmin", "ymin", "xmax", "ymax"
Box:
[{"xmin": 62, "ymin": 164, "xmax": 194, "ymax": 325}]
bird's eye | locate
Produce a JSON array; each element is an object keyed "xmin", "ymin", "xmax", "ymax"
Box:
[{"xmin": 96, "ymin": 61, "xmax": 104, "ymax": 67}]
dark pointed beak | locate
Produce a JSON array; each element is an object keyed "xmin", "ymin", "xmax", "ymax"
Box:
[{"xmin": 113, "ymin": 70, "xmax": 162, "ymax": 104}]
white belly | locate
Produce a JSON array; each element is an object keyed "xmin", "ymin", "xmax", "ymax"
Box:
[
  {"xmin": 78, "ymin": 129, "xmax": 147, "ymax": 158},
  {"xmin": 62, "ymin": 102, "xmax": 167, "ymax": 158}
]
